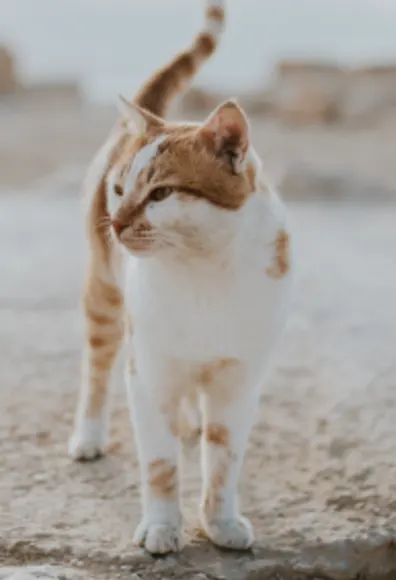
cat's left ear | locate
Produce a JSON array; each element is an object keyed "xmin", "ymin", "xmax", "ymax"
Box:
[
  {"xmin": 117, "ymin": 95, "xmax": 164, "ymax": 134},
  {"xmin": 198, "ymin": 99, "xmax": 251, "ymax": 173}
]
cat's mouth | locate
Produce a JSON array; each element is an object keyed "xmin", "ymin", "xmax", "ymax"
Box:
[{"xmin": 120, "ymin": 232, "xmax": 159, "ymax": 256}]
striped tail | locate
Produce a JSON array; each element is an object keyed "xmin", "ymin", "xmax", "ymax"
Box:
[{"xmin": 134, "ymin": 0, "xmax": 225, "ymax": 118}]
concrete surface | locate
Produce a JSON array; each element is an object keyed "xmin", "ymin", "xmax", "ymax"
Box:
[{"xmin": 1, "ymin": 189, "xmax": 396, "ymax": 579}]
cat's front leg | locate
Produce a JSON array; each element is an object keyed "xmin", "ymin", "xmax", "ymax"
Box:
[
  {"xmin": 126, "ymin": 366, "xmax": 183, "ymax": 554},
  {"xmin": 199, "ymin": 361, "xmax": 261, "ymax": 550}
]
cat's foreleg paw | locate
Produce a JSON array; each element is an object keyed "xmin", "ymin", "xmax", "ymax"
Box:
[
  {"xmin": 133, "ymin": 520, "xmax": 184, "ymax": 554},
  {"xmin": 201, "ymin": 515, "xmax": 254, "ymax": 550}
]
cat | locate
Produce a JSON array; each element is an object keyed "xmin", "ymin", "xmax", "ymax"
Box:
[{"xmin": 69, "ymin": 0, "xmax": 292, "ymax": 555}]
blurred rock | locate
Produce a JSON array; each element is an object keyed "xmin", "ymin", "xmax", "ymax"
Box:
[
  {"xmin": 179, "ymin": 86, "xmax": 273, "ymax": 116},
  {"xmin": 271, "ymin": 60, "xmax": 396, "ymax": 125},
  {"xmin": 275, "ymin": 60, "xmax": 346, "ymax": 99},
  {"xmin": 36, "ymin": 164, "xmax": 86, "ymax": 194},
  {"xmin": 279, "ymin": 162, "xmax": 395, "ymax": 202},
  {"xmin": 20, "ymin": 82, "xmax": 82, "ymax": 107},
  {"xmin": 277, "ymin": 85, "xmax": 341, "ymax": 124},
  {"xmin": 181, "ymin": 60, "xmax": 396, "ymax": 126},
  {"xmin": 237, "ymin": 92, "xmax": 274, "ymax": 115},
  {"xmin": 0, "ymin": 45, "xmax": 17, "ymax": 94},
  {"xmin": 270, "ymin": 61, "xmax": 344, "ymax": 125},
  {"xmin": 179, "ymin": 87, "xmax": 220, "ymax": 114},
  {"xmin": 343, "ymin": 65, "xmax": 396, "ymax": 122}
]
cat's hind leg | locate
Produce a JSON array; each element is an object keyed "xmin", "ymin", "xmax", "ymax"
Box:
[
  {"xmin": 69, "ymin": 262, "xmax": 124, "ymax": 460},
  {"xmin": 69, "ymin": 173, "xmax": 125, "ymax": 461}
]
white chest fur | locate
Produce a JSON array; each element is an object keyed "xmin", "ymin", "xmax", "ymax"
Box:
[{"xmin": 125, "ymin": 190, "xmax": 292, "ymax": 369}]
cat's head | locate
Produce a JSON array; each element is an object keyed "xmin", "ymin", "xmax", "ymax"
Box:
[{"xmin": 106, "ymin": 96, "xmax": 260, "ymax": 258}]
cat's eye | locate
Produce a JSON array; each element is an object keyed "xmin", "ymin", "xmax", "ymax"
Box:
[
  {"xmin": 114, "ymin": 184, "xmax": 123, "ymax": 196},
  {"xmin": 149, "ymin": 187, "xmax": 173, "ymax": 202}
]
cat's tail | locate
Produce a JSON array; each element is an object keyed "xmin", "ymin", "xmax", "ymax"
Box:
[{"xmin": 134, "ymin": 0, "xmax": 225, "ymax": 117}]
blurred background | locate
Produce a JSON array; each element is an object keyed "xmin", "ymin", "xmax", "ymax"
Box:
[
  {"xmin": 1, "ymin": 1, "xmax": 396, "ymax": 577},
  {"xmin": 1, "ymin": 0, "xmax": 395, "ymax": 193}
]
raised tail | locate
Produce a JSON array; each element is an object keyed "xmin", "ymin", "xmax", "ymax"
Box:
[{"xmin": 134, "ymin": 0, "xmax": 225, "ymax": 117}]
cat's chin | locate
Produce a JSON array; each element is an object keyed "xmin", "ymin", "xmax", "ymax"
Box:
[
  {"xmin": 126, "ymin": 248, "xmax": 156, "ymax": 258},
  {"xmin": 121, "ymin": 241, "xmax": 158, "ymax": 258}
]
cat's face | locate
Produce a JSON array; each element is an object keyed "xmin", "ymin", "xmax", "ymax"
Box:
[{"xmin": 106, "ymin": 100, "xmax": 258, "ymax": 258}]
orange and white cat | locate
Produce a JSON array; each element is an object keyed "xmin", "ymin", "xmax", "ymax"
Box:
[{"xmin": 69, "ymin": 0, "xmax": 292, "ymax": 555}]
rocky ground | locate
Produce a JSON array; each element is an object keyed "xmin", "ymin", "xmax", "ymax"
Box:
[{"xmin": 1, "ymin": 94, "xmax": 396, "ymax": 579}]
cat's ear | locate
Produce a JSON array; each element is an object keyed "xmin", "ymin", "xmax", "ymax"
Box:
[
  {"xmin": 199, "ymin": 99, "xmax": 251, "ymax": 173},
  {"xmin": 117, "ymin": 95, "xmax": 164, "ymax": 134}
]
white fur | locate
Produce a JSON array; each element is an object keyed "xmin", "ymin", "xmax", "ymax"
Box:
[
  {"xmin": 68, "ymin": 417, "xmax": 107, "ymax": 460},
  {"xmin": 121, "ymin": 177, "xmax": 292, "ymax": 551},
  {"xmin": 205, "ymin": 18, "xmax": 223, "ymax": 39},
  {"xmin": 126, "ymin": 365, "xmax": 184, "ymax": 553},
  {"xmin": 205, "ymin": 0, "xmax": 225, "ymax": 38},
  {"xmin": 235, "ymin": 145, "xmax": 259, "ymax": 175},
  {"xmin": 124, "ymin": 135, "xmax": 167, "ymax": 193},
  {"xmin": 106, "ymin": 167, "xmax": 124, "ymax": 218},
  {"xmin": 68, "ymin": 340, "xmax": 126, "ymax": 460},
  {"xmin": 117, "ymin": 95, "xmax": 147, "ymax": 134},
  {"xmin": 127, "ymin": 189, "xmax": 290, "ymax": 361},
  {"xmin": 105, "ymin": 133, "xmax": 168, "ymax": 225}
]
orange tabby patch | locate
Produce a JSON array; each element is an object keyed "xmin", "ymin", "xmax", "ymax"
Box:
[
  {"xmin": 206, "ymin": 6, "xmax": 225, "ymax": 22},
  {"xmin": 266, "ymin": 229, "xmax": 290, "ymax": 279},
  {"xmin": 133, "ymin": 1, "xmax": 224, "ymax": 117},
  {"xmin": 203, "ymin": 424, "xmax": 234, "ymax": 519},
  {"xmin": 100, "ymin": 282, "xmax": 123, "ymax": 308},
  {"xmin": 82, "ymin": 275, "xmax": 125, "ymax": 419},
  {"xmin": 92, "ymin": 348, "xmax": 118, "ymax": 373},
  {"xmin": 206, "ymin": 423, "xmax": 229, "ymax": 447},
  {"xmin": 148, "ymin": 459, "xmax": 177, "ymax": 499},
  {"xmin": 203, "ymin": 449, "xmax": 235, "ymax": 520},
  {"xmin": 198, "ymin": 357, "xmax": 237, "ymax": 386},
  {"xmin": 198, "ymin": 357, "xmax": 243, "ymax": 404},
  {"xmin": 87, "ymin": 377, "xmax": 107, "ymax": 419},
  {"xmin": 174, "ymin": 413, "xmax": 202, "ymax": 447},
  {"xmin": 86, "ymin": 308, "xmax": 115, "ymax": 326}
]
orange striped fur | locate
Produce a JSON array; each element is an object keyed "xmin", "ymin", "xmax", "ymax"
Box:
[{"xmin": 70, "ymin": 0, "xmax": 228, "ymax": 460}]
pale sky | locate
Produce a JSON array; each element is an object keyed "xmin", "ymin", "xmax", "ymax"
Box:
[{"xmin": 1, "ymin": 0, "xmax": 395, "ymax": 101}]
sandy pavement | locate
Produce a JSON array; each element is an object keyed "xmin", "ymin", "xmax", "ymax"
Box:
[
  {"xmin": 1, "ymin": 177, "xmax": 396, "ymax": 578},
  {"xmin": 1, "ymin": 95, "xmax": 396, "ymax": 578}
]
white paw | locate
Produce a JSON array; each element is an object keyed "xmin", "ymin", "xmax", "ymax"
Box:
[
  {"xmin": 202, "ymin": 515, "xmax": 254, "ymax": 550},
  {"xmin": 133, "ymin": 520, "xmax": 184, "ymax": 554},
  {"xmin": 68, "ymin": 418, "xmax": 107, "ymax": 461}
]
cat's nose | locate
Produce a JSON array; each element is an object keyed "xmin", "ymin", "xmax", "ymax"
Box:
[{"xmin": 111, "ymin": 220, "xmax": 127, "ymax": 236}]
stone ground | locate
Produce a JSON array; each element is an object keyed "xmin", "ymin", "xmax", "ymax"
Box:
[
  {"xmin": 1, "ymin": 187, "xmax": 396, "ymax": 579},
  {"xmin": 1, "ymin": 97, "xmax": 396, "ymax": 579}
]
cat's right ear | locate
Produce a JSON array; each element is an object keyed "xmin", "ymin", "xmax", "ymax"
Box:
[
  {"xmin": 117, "ymin": 95, "xmax": 164, "ymax": 134},
  {"xmin": 198, "ymin": 99, "xmax": 250, "ymax": 174}
]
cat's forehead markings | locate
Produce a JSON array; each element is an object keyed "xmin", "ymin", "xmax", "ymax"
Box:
[{"xmin": 124, "ymin": 134, "xmax": 167, "ymax": 192}]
